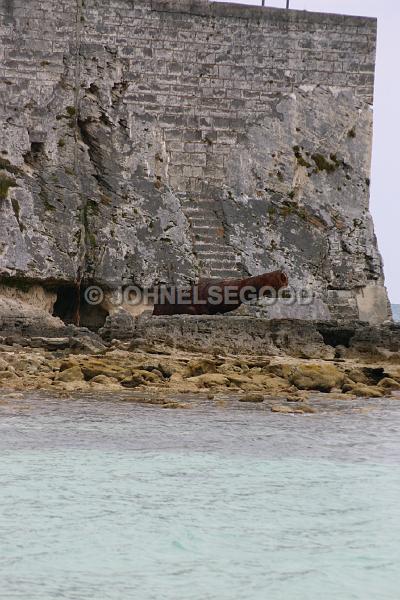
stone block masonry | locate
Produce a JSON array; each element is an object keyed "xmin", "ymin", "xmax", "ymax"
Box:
[{"xmin": 0, "ymin": 0, "xmax": 391, "ymax": 327}]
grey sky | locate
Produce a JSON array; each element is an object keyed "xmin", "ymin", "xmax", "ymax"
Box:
[{"xmin": 214, "ymin": 0, "xmax": 400, "ymax": 302}]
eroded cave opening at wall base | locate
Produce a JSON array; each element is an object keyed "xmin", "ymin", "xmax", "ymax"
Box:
[{"xmin": 0, "ymin": 0, "xmax": 391, "ymax": 330}]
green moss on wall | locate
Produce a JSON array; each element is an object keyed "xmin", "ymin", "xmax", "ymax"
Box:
[
  {"xmin": 311, "ymin": 153, "xmax": 338, "ymax": 173},
  {"xmin": 0, "ymin": 157, "xmax": 23, "ymax": 176},
  {"xmin": 0, "ymin": 173, "xmax": 17, "ymax": 199},
  {"xmin": 293, "ymin": 146, "xmax": 312, "ymax": 168},
  {"xmin": 348, "ymin": 127, "xmax": 356, "ymax": 138},
  {"xmin": 66, "ymin": 105, "xmax": 76, "ymax": 117}
]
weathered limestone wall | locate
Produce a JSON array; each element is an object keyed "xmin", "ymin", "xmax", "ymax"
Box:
[{"xmin": 0, "ymin": 0, "xmax": 390, "ymax": 325}]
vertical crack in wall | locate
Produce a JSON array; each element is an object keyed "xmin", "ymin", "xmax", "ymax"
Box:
[
  {"xmin": 73, "ymin": 0, "xmax": 84, "ymax": 324},
  {"xmin": 73, "ymin": 0, "xmax": 83, "ymax": 174}
]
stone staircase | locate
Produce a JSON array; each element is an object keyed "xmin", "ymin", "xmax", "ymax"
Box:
[{"xmin": 182, "ymin": 197, "xmax": 244, "ymax": 280}]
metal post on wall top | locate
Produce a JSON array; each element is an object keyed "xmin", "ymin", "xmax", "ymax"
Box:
[{"xmin": 261, "ymin": 1, "xmax": 290, "ymax": 7}]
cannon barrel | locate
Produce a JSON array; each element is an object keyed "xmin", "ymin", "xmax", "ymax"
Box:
[{"xmin": 153, "ymin": 270, "xmax": 288, "ymax": 316}]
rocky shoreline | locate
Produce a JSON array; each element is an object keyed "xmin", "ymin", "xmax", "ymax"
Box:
[{"xmin": 1, "ymin": 319, "xmax": 400, "ymax": 414}]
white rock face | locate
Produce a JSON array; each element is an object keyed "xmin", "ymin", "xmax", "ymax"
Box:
[{"xmin": 0, "ymin": 0, "xmax": 391, "ymax": 327}]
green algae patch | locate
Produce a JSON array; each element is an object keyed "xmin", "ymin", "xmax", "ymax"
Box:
[
  {"xmin": 293, "ymin": 145, "xmax": 312, "ymax": 168},
  {"xmin": 348, "ymin": 127, "xmax": 356, "ymax": 138},
  {"xmin": 0, "ymin": 173, "xmax": 18, "ymax": 200},
  {"xmin": 66, "ymin": 105, "xmax": 76, "ymax": 117},
  {"xmin": 0, "ymin": 157, "xmax": 23, "ymax": 176},
  {"xmin": 311, "ymin": 153, "xmax": 338, "ymax": 173}
]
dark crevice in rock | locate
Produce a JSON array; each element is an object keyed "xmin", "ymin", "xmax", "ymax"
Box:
[
  {"xmin": 317, "ymin": 323, "xmax": 356, "ymax": 348},
  {"xmin": 362, "ymin": 367, "xmax": 385, "ymax": 385},
  {"xmin": 52, "ymin": 284, "xmax": 108, "ymax": 331},
  {"xmin": 73, "ymin": 117, "xmax": 108, "ymax": 283},
  {"xmin": 11, "ymin": 198, "xmax": 24, "ymax": 232},
  {"xmin": 77, "ymin": 117, "xmax": 113, "ymax": 192},
  {"xmin": 23, "ymin": 141, "xmax": 46, "ymax": 166}
]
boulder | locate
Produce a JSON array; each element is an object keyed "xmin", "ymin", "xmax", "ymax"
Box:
[
  {"xmin": 90, "ymin": 374, "xmax": 120, "ymax": 385},
  {"xmin": 346, "ymin": 368, "xmax": 371, "ymax": 385},
  {"xmin": 239, "ymin": 393, "xmax": 264, "ymax": 403},
  {"xmin": 289, "ymin": 363, "xmax": 344, "ymax": 392},
  {"xmin": 186, "ymin": 359, "xmax": 220, "ymax": 377},
  {"xmin": 298, "ymin": 404, "xmax": 317, "ymax": 413},
  {"xmin": 187, "ymin": 373, "xmax": 230, "ymax": 388},
  {"xmin": 0, "ymin": 370, "xmax": 18, "ymax": 381},
  {"xmin": 378, "ymin": 377, "xmax": 400, "ymax": 391},
  {"xmin": 271, "ymin": 404, "xmax": 296, "ymax": 413},
  {"xmin": 79, "ymin": 359, "xmax": 131, "ymax": 381},
  {"xmin": 226, "ymin": 374, "xmax": 256, "ymax": 388},
  {"xmin": 54, "ymin": 366, "xmax": 84, "ymax": 382},
  {"xmin": 342, "ymin": 383, "xmax": 383, "ymax": 398},
  {"xmin": 161, "ymin": 402, "xmax": 190, "ymax": 409}
]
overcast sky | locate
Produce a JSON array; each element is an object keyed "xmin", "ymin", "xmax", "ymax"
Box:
[{"xmin": 214, "ymin": 0, "xmax": 400, "ymax": 302}]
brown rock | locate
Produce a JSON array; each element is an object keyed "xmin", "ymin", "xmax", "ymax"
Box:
[
  {"xmin": 0, "ymin": 370, "xmax": 18, "ymax": 381},
  {"xmin": 59, "ymin": 358, "xmax": 79, "ymax": 371},
  {"xmin": 91, "ymin": 374, "xmax": 119, "ymax": 385},
  {"xmin": 271, "ymin": 404, "xmax": 296, "ymax": 413},
  {"xmin": 0, "ymin": 357, "xmax": 9, "ymax": 370},
  {"xmin": 346, "ymin": 368, "xmax": 370, "ymax": 385},
  {"xmin": 4, "ymin": 391, "xmax": 24, "ymax": 399},
  {"xmin": 239, "ymin": 393, "xmax": 264, "ymax": 403},
  {"xmin": 134, "ymin": 369, "xmax": 162, "ymax": 383},
  {"xmin": 226, "ymin": 374, "xmax": 255, "ymax": 388},
  {"xmin": 266, "ymin": 363, "xmax": 294, "ymax": 380},
  {"xmin": 298, "ymin": 404, "xmax": 317, "ymax": 413},
  {"xmin": 52, "ymin": 380, "xmax": 89, "ymax": 392},
  {"xmin": 161, "ymin": 401, "xmax": 190, "ymax": 409},
  {"xmin": 342, "ymin": 383, "xmax": 383, "ymax": 398},
  {"xmin": 378, "ymin": 377, "xmax": 400, "ymax": 391},
  {"xmin": 54, "ymin": 366, "xmax": 84, "ymax": 383},
  {"xmin": 187, "ymin": 373, "xmax": 230, "ymax": 388},
  {"xmin": 186, "ymin": 359, "xmax": 219, "ymax": 377},
  {"xmin": 289, "ymin": 363, "xmax": 344, "ymax": 393},
  {"xmin": 79, "ymin": 359, "xmax": 131, "ymax": 381},
  {"xmin": 121, "ymin": 374, "xmax": 145, "ymax": 388}
]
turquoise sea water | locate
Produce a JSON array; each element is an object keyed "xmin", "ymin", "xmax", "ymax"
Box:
[{"xmin": 1, "ymin": 394, "xmax": 400, "ymax": 600}]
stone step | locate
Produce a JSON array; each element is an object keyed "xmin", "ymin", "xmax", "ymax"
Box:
[
  {"xmin": 195, "ymin": 246, "xmax": 237, "ymax": 255},
  {"xmin": 192, "ymin": 227, "xmax": 224, "ymax": 237},
  {"xmin": 199, "ymin": 259, "xmax": 240, "ymax": 267},
  {"xmin": 196, "ymin": 242, "xmax": 236, "ymax": 256},
  {"xmin": 195, "ymin": 253, "xmax": 237, "ymax": 261},
  {"xmin": 206, "ymin": 270, "xmax": 243, "ymax": 279},
  {"xmin": 184, "ymin": 205, "xmax": 217, "ymax": 214},
  {"xmin": 197, "ymin": 258, "xmax": 238, "ymax": 267},
  {"xmin": 183, "ymin": 198, "xmax": 244, "ymax": 280},
  {"xmin": 197, "ymin": 256, "xmax": 238, "ymax": 265},
  {"xmin": 193, "ymin": 242, "xmax": 236, "ymax": 252},
  {"xmin": 189, "ymin": 218, "xmax": 220, "ymax": 227},
  {"xmin": 182, "ymin": 197, "xmax": 217, "ymax": 206},
  {"xmin": 203, "ymin": 266, "xmax": 240, "ymax": 275}
]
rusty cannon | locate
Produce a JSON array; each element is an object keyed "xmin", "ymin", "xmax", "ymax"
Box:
[{"xmin": 152, "ymin": 270, "xmax": 288, "ymax": 316}]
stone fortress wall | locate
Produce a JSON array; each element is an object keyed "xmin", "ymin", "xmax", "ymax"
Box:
[{"xmin": 0, "ymin": 0, "xmax": 391, "ymax": 327}]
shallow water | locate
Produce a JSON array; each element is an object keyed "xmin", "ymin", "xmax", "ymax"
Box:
[{"xmin": 1, "ymin": 393, "xmax": 400, "ymax": 600}]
